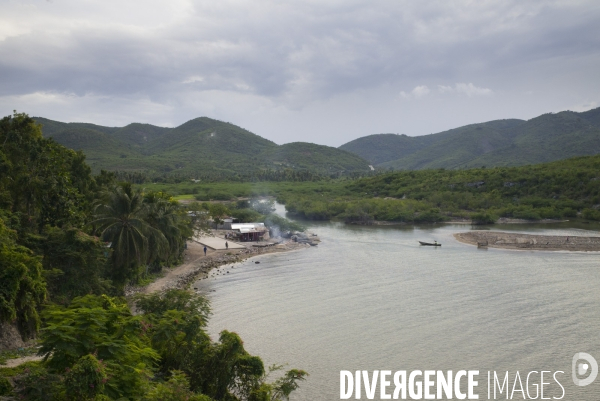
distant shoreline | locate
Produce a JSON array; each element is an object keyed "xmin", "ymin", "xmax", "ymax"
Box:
[
  {"xmin": 345, "ymin": 218, "xmax": 569, "ymax": 226},
  {"xmin": 454, "ymin": 231, "xmax": 600, "ymax": 252}
]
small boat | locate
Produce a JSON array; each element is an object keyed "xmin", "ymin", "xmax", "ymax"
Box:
[{"xmin": 419, "ymin": 241, "xmax": 441, "ymax": 246}]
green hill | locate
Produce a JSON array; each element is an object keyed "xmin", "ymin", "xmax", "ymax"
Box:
[
  {"xmin": 112, "ymin": 123, "xmax": 171, "ymax": 149},
  {"xmin": 379, "ymin": 119, "xmax": 524, "ymax": 169},
  {"xmin": 340, "ymin": 107, "xmax": 600, "ymax": 170},
  {"xmin": 338, "ymin": 133, "xmax": 439, "ymax": 165},
  {"xmin": 460, "ymin": 111, "xmax": 600, "ymax": 168},
  {"xmin": 33, "ymin": 116, "xmax": 370, "ymax": 176},
  {"xmin": 33, "ymin": 117, "xmax": 120, "ymax": 136},
  {"xmin": 262, "ymin": 142, "xmax": 370, "ymax": 172},
  {"xmin": 579, "ymin": 107, "xmax": 600, "ymax": 127}
]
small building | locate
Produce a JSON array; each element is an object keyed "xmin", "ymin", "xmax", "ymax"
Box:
[
  {"xmin": 209, "ymin": 216, "xmax": 238, "ymax": 229},
  {"xmin": 230, "ymin": 223, "xmax": 267, "ymax": 242}
]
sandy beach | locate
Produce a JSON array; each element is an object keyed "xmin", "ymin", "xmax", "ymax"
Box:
[
  {"xmin": 127, "ymin": 237, "xmax": 310, "ymax": 296},
  {"xmin": 455, "ymin": 230, "xmax": 600, "ymax": 251}
]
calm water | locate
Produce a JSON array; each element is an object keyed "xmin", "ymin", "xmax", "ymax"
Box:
[{"xmin": 195, "ymin": 214, "xmax": 600, "ymax": 400}]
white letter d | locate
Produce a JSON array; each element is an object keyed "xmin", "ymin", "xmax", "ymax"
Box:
[{"xmin": 341, "ymin": 371, "xmax": 353, "ymax": 399}]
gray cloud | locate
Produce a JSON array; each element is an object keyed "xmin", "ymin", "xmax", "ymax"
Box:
[{"xmin": 0, "ymin": 0, "xmax": 599, "ymax": 145}]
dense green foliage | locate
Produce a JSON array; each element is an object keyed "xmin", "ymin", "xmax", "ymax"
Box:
[
  {"xmin": 278, "ymin": 155, "xmax": 600, "ymax": 223},
  {"xmin": 39, "ymin": 295, "xmax": 159, "ymax": 399},
  {"xmin": 340, "ymin": 108, "xmax": 600, "ymax": 170},
  {"xmin": 1, "ymin": 113, "xmax": 306, "ymax": 400},
  {"xmin": 0, "ymin": 292, "xmax": 306, "ymax": 400},
  {"xmin": 90, "ymin": 185, "xmax": 191, "ymax": 290},
  {"xmin": 34, "ymin": 116, "xmax": 370, "ymax": 178},
  {"xmin": 40, "ymin": 227, "xmax": 111, "ymax": 304},
  {"xmin": 0, "ymin": 218, "xmax": 46, "ymax": 338},
  {"xmin": 0, "ymin": 113, "xmax": 192, "ymax": 336},
  {"xmin": 147, "ymin": 154, "xmax": 600, "ymax": 225},
  {"xmin": 0, "ymin": 375, "xmax": 10, "ymax": 396}
]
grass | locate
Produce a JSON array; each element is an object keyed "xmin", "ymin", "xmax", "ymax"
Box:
[
  {"xmin": 172, "ymin": 194, "xmax": 195, "ymax": 201},
  {"xmin": 0, "ymin": 361, "xmax": 44, "ymax": 379},
  {"xmin": 137, "ymin": 271, "xmax": 166, "ymax": 287}
]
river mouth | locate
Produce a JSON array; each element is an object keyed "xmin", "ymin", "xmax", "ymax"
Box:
[{"xmin": 195, "ymin": 214, "xmax": 600, "ymax": 400}]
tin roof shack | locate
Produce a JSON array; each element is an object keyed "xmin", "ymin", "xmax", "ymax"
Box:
[
  {"xmin": 231, "ymin": 223, "xmax": 268, "ymax": 242},
  {"xmin": 209, "ymin": 217, "xmax": 238, "ymax": 229},
  {"xmin": 222, "ymin": 218, "xmax": 234, "ymax": 230}
]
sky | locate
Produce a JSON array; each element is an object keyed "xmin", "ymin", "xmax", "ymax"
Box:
[{"xmin": 1, "ymin": 0, "xmax": 599, "ymax": 147}]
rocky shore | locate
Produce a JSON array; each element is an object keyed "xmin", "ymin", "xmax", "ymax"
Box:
[
  {"xmin": 455, "ymin": 231, "xmax": 600, "ymax": 251},
  {"xmin": 126, "ymin": 238, "xmax": 310, "ymax": 297}
]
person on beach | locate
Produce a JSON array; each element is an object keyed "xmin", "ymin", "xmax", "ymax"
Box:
[
  {"xmin": 225, "ymin": 241, "xmax": 229, "ymax": 250},
  {"xmin": 204, "ymin": 246, "xmax": 207, "ymax": 256}
]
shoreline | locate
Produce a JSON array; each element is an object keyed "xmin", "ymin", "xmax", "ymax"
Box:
[
  {"xmin": 347, "ymin": 218, "xmax": 570, "ymax": 226},
  {"xmin": 3, "ymin": 239, "xmax": 309, "ymax": 362},
  {"xmin": 454, "ymin": 231, "xmax": 600, "ymax": 252},
  {"xmin": 127, "ymin": 238, "xmax": 310, "ymax": 297}
]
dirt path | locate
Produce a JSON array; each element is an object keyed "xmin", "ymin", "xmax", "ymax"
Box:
[
  {"xmin": 1, "ymin": 355, "xmax": 43, "ymax": 368},
  {"xmin": 455, "ymin": 231, "xmax": 600, "ymax": 251}
]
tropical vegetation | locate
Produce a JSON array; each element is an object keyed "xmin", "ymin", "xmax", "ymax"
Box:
[
  {"xmin": 0, "ymin": 112, "xmax": 306, "ymax": 400},
  {"xmin": 136, "ymin": 154, "xmax": 600, "ymax": 225}
]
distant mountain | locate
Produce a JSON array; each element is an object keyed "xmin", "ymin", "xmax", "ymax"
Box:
[
  {"xmin": 378, "ymin": 119, "xmax": 526, "ymax": 170},
  {"xmin": 339, "ymin": 107, "xmax": 600, "ymax": 170},
  {"xmin": 579, "ymin": 107, "xmax": 600, "ymax": 127},
  {"xmin": 262, "ymin": 142, "xmax": 369, "ymax": 172},
  {"xmin": 337, "ymin": 133, "xmax": 439, "ymax": 165},
  {"xmin": 34, "ymin": 117, "xmax": 370, "ymax": 176},
  {"xmin": 112, "ymin": 123, "xmax": 171, "ymax": 149}
]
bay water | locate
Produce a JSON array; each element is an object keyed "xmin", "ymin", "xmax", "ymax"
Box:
[{"xmin": 194, "ymin": 214, "xmax": 600, "ymax": 400}]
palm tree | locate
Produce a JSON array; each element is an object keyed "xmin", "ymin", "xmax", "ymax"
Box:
[
  {"xmin": 143, "ymin": 191, "xmax": 186, "ymax": 267},
  {"xmin": 91, "ymin": 184, "xmax": 167, "ymax": 288}
]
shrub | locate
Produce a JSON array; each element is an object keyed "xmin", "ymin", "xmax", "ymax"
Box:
[
  {"xmin": 414, "ymin": 208, "xmax": 446, "ymax": 223},
  {"xmin": 64, "ymin": 354, "xmax": 107, "ymax": 401},
  {"xmin": 39, "ymin": 295, "xmax": 159, "ymax": 399},
  {"xmin": 230, "ymin": 208, "xmax": 263, "ymax": 223},
  {"xmin": 583, "ymin": 208, "xmax": 600, "ymax": 221},
  {"xmin": 471, "ymin": 212, "xmax": 498, "ymax": 225},
  {"xmin": 0, "ymin": 376, "xmax": 12, "ymax": 396},
  {"xmin": 143, "ymin": 371, "xmax": 211, "ymax": 401},
  {"xmin": 14, "ymin": 365, "xmax": 64, "ymax": 401}
]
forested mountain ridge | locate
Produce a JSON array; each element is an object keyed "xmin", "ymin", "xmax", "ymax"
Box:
[
  {"xmin": 33, "ymin": 116, "xmax": 371, "ymax": 176},
  {"xmin": 339, "ymin": 107, "xmax": 600, "ymax": 170}
]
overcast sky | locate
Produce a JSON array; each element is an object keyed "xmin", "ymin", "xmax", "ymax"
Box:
[{"xmin": 1, "ymin": 0, "xmax": 599, "ymax": 146}]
